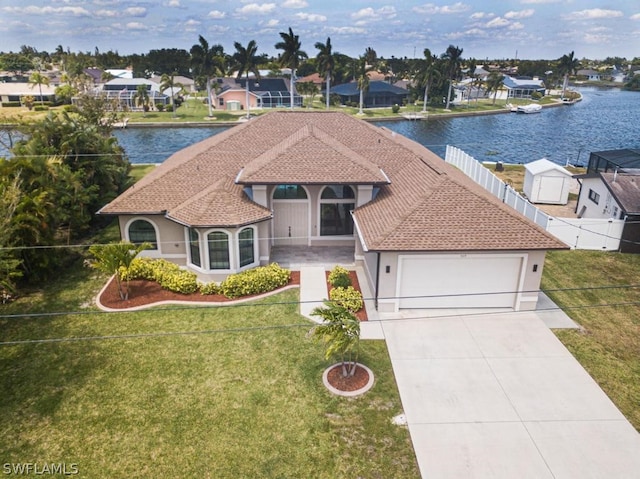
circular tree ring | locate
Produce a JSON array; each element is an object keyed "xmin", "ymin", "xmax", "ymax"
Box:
[{"xmin": 322, "ymin": 363, "xmax": 374, "ymax": 397}]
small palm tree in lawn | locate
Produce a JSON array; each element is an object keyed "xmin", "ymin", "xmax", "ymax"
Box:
[
  {"xmin": 160, "ymin": 73, "xmax": 183, "ymax": 119},
  {"xmin": 485, "ymin": 71, "xmax": 505, "ymax": 105},
  {"xmin": 442, "ymin": 44, "xmax": 464, "ymax": 110},
  {"xmin": 231, "ymin": 40, "xmax": 261, "ymax": 119},
  {"xmin": 132, "ymin": 84, "xmax": 150, "ymax": 116},
  {"xmin": 355, "ymin": 56, "xmax": 374, "ymax": 115},
  {"xmin": 315, "ymin": 37, "xmax": 335, "ymax": 110},
  {"xmin": 88, "ymin": 242, "xmax": 150, "ymax": 300},
  {"xmin": 310, "ymin": 301, "xmax": 361, "ymax": 378},
  {"xmin": 296, "ymin": 81, "xmax": 319, "ymax": 108},
  {"xmin": 190, "ymin": 35, "xmax": 225, "ymax": 118},
  {"xmin": 415, "ymin": 48, "xmax": 441, "ymax": 113},
  {"xmin": 558, "ymin": 51, "xmax": 580, "ymax": 100},
  {"xmin": 275, "ymin": 27, "xmax": 307, "ymax": 110},
  {"xmin": 28, "ymin": 72, "xmax": 50, "ymax": 106}
]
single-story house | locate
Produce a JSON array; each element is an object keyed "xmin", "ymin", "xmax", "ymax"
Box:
[
  {"xmin": 83, "ymin": 78, "xmax": 169, "ymax": 110},
  {"xmin": 523, "ymin": 159, "xmax": 573, "ymax": 205},
  {"xmin": 330, "ymin": 81, "xmax": 408, "ymax": 108},
  {"xmin": 150, "ymin": 75, "xmax": 196, "ymax": 94},
  {"xmin": 577, "ymin": 69, "xmax": 602, "ymax": 82},
  {"xmin": 575, "ymin": 172, "xmax": 640, "ymax": 253},
  {"xmin": 502, "ymin": 75, "xmax": 545, "ymax": 98},
  {"xmin": 0, "ymin": 82, "xmax": 57, "ymax": 104},
  {"xmin": 216, "ymin": 77, "xmax": 302, "ymax": 110},
  {"xmin": 99, "ymin": 112, "xmax": 566, "ymax": 312},
  {"xmin": 587, "ymin": 149, "xmax": 640, "ymax": 174}
]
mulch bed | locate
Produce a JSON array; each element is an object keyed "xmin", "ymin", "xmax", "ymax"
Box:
[
  {"xmin": 326, "ymin": 363, "xmax": 370, "ymax": 392},
  {"xmin": 99, "ymin": 271, "xmax": 300, "ymax": 309},
  {"xmin": 325, "ymin": 271, "xmax": 368, "ymax": 322}
]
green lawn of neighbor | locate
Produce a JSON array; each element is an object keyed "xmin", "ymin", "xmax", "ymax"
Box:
[
  {"xmin": 542, "ymin": 250, "xmax": 640, "ymax": 431},
  {"xmin": 0, "ymin": 259, "xmax": 419, "ymax": 478}
]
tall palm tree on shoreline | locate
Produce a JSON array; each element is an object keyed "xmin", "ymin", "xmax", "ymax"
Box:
[
  {"xmin": 190, "ymin": 35, "xmax": 225, "ymax": 117},
  {"xmin": 275, "ymin": 27, "xmax": 307, "ymax": 110},
  {"xmin": 485, "ymin": 72, "xmax": 505, "ymax": 105},
  {"xmin": 355, "ymin": 56, "xmax": 373, "ymax": 115},
  {"xmin": 231, "ymin": 40, "xmax": 261, "ymax": 119},
  {"xmin": 442, "ymin": 44, "xmax": 463, "ymax": 110},
  {"xmin": 558, "ymin": 51, "xmax": 580, "ymax": 99},
  {"xmin": 28, "ymin": 72, "xmax": 50, "ymax": 106},
  {"xmin": 160, "ymin": 73, "xmax": 183, "ymax": 119},
  {"xmin": 315, "ymin": 37, "xmax": 335, "ymax": 110},
  {"xmin": 415, "ymin": 48, "xmax": 440, "ymax": 113}
]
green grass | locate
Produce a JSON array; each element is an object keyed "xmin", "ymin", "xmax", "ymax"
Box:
[
  {"xmin": 542, "ymin": 250, "xmax": 640, "ymax": 431},
  {"xmin": 0, "ymin": 260, "xmax": 419, "ymax": 478}
]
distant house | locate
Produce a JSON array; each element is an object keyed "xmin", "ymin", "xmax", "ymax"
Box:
[
  {"xmin": 80, "ymin": 78, "xmax": 169, "ymax": 110},
  {"xmin": 502, "ymin": 75, "xmax": 545, "ymax": 99},
  {"xmin": 577, "ymin": 69, "xmax": 602, "ymax": 81},
  {"xmin": 575, "ymin": 172, "xmax": 640, "ymax": 253},
  {"xmin": 150, "ymin": 75, "xmax": 196, "ymax": 94},
  {"xmin": 0, "ymin": 82, "xmax": 56, "ymax": 104},
  {"xmin": 523, "ymin": 159, "xmax": 573, "ymax": 205},
  {"xmin": 105, "ymin": 68, "xmax": 133, "ymax": 79},
  {"xmin": 330, "ymin": 81, "xmax": 408, "ymax": 107},
  {"xmin": 215, "ymin": 77, "xmax": 301, "ymax": 110}
]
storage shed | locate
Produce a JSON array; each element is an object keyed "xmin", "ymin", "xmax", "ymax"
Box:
[{"xmin": 523, "ymin": 159, "xmax": 573, "ymax": 205}]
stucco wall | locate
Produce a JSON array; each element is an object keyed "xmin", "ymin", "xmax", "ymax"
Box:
[
  {"xmin": 119, "ymin": 214, "xmax": 186, "ymax": 258},
  {"xmin": 577, "ymin": 178, "xmax": 621, "ymax": 219}
]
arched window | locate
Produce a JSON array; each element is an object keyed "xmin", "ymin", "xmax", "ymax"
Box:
[
  {"xmin": 208, "ymin": 231, "xmax": 230, "ymax": 270},
  {"xmin": 273, "ymin": 184, "xmax": 308, "ymax": 199},
  {"xmin": 128, "ymin": 219, "xmax": 157, "ymax": 249},
  {"xmin": 320, "ymin": 185, "xmax": 355, "ymax": 236},
  {"xmin": 238, "ymin": 228, "xmax": 255, "ymax": 267},
  {"xmin": 188, "ymin": 228, "xmax": 201, "ymax": 268}
]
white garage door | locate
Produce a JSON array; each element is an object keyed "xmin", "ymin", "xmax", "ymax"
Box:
[
  {"xmin": 398, "ymin": 255, "xmax": 524, "ymax": 309},
  {"xmin": 537, "ymin": 176, "xmax": 566, "ymax": 203}
]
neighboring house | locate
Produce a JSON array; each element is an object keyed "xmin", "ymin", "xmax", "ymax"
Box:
[
  {"xmin": 297, "ymin": 73, "xmax": 325, "ymax": 89},
  {"xmin": 150, "ymin": 75, "xmax": 196, "ymax": 94},
  {"xmin": 575, "ymin": 172, "xmax": 640, "ymax": 253},
  {"xmin": 216, "ymin": 77, "xmax": 301, "ymax": 110},
  {"xmin": 523, "ymin": 159, "xmax": 573, "ymax": 205},
  {"xmin": 99, "ymin": 111, "xmax": 566, "ymax": 313},
  {"xmin": 0, "ymin": 82, "xmax": 56, "ymax": 104},
  {"xmin": 586, "ymin": 149, "xmax": 640, "ymax": 174},
  {"xmin": 577, "ymin": 69, "xmax": 602, "ymax": 81},
  {"xmin": 105, "ymin": 68, "xmax": 133, "ymax": 79},
  {"xmin": 92, "ymin": 78, "xmax": 169, "ymax": 109},
  {"xmin": 330, "ymin": 81, "xmax": 408, "ymax": 107},
  {"xmin": 502, "ymin": 75, "xmax": 545, "ymax": 98}
]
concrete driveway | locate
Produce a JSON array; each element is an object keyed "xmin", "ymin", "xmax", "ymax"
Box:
[{"xmin": 381, "ymin": 311, "xmax": 640, "ymax": 479}]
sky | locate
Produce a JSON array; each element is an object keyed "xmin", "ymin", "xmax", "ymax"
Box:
[{"xmin": 1, "ymin": 0, "xmax": 639, "ymax": 61}]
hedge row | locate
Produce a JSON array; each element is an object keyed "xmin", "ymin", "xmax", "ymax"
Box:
[
  {"xmin": 121, "ymin": 258, "xmax": 291, "ymax": 298},
  {"xmin": 329, "ymin": 286, "xmax": 364, "ymax": 312}
]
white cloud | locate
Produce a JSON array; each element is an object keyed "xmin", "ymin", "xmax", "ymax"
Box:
[
  {"xmin": 470, "ymin": 12, "xmax": 494, "ymax": 20},
  {"xmin": 125, "ymin": 21, "xmax": 147, "ymax": 30},
  {"xmin": 520, "ymin": 0, "xmax": 560, "ymax": 3},
  {"xmin": 281, "ymin": 0, "xmax": 307, "ymax": 8},
  {"xmin": 207, "ymin": 10, "xmax": 226, "ymax": 19},
  {"xmin": 351, "ymin": 6, "xmax": 396, "ymax": 21},
  {"xmin": 3, "ymin": 5, "xmax": 91, "ymax": 16},
  {"xmin": 326, "ymin": 26, "xmax": 367, "ymax": 35},
  {"xmin": 630, "ymin": 13, "xmax": 640, "ymax": 21},
  {"xmin": 123, "ymin": 7, "xmax": 146, "ymax": 17},
  {"xmin": 165, "ymin": 0, "xmax": 181, "ymax": 6},
  {"xmin": 263, "ymin": 18, "xmax": 279, "ymax": 27},
  {"xmin": 565, "ymin": 9, "xmax": 623, "ymax": 20},
  {"xmin": 584, "ymin": 33, "xmax": 612, "ymax": 44},
  {"xmin": 295, "ymin": 12, "xmax": 326, "ymax": 22},
  {"xmin": 235, "ymin": 3, "xmax": 276, "ymax": 15},
  {"xmin": 413, "ymin": 2, "xmax": 470, "ymax": 15},
  {"xmin": 95, "ymin": 9, "xmax": 118, "ymax": 17},
  {"xmin": 504, "ymin": 9, "xmax": 534, "ymax": 19},
  {"xmin": 486, "ymin": 17, "xmax": 509, "ymax": 28},
  {"xmin": 508, "ymin": 21, "xmax": 524, "ymax": 30}
]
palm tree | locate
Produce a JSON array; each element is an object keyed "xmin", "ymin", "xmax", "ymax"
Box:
[
  {"xmin": 415, "ymin": 48, "xmax": 441, "ymax": 113},
  {"xmin": 485, "ymin": 71, "xmax": 505, "ymax": 105},
  {"xmin": 231, "ymin": 40, "xmax": 261, "ymax": 119},
  {"xmin": 355, "ymin": 56, "xmax": 374, "ymax": 115},
  {"xmin": 275, "ymin": 27, "xmax": 307, "ymax": 110},
  {"xmin": 132, "ymin": 84, "xmax": 150, "ymax": 115},
  {"xmin": 190, "ymin": 35, "xmax": 225, "ymax": 117},
  {"xmin": 315, "ymin": 37, "xmax": 335, "ymax": 110},
  {"xmin": 28, "ymin": 72, "xmax": 50, "ymax": 106},
  {"xmin": 296, "ymin": 81, "xmax": 319, "ymax": 108},
  {"xmin": 88, "ymin": 241, "xmax": 150, "ymax": 300},
  {"xmin": 160, "ymin": 73, "xmax": 183, "ymax": 119},
  {"xmin": 558, "ymin": 51, "xmax": 580, "ymax": 99},
  {"xmin": 442, "ymin": 44, "xmax": 463, "ymax": 110}
]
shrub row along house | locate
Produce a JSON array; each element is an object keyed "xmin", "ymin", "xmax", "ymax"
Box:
[{"xmin": 100, "ymin": 112, "xmax": 566, "ymax": 313}]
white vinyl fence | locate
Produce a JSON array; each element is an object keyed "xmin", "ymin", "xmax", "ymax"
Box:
[{"xmin": 445, "ymin": 145, "xmax": 624, "ymax": 250}]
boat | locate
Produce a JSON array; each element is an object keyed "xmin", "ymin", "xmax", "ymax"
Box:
[{"xmin": 516, "ymin": 104, "xmax": 542, "ymax": 114}]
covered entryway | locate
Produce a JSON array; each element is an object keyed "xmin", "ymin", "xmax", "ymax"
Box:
[
  {"xmin": 397, "ymin": 254, "xmax": 524, "ymax": 309},
  {"xmin": 272, "ymin": 185, "xmax": 309, "ymax": 246}
]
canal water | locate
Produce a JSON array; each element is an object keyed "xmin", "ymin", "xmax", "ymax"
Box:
[{"xmin": 4, "ymin": 86, "xmax": 634, "ymax": 167}]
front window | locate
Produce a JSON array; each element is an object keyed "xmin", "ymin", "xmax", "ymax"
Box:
[
  {"xmin": 208, "ymin": 231, "xmax": 230, "ymax": 269},
  {"xmin": 588, "ymin": 189, "xmax": 600, "ymax": 204},
  {"xmin": 320, "ymin": 185, "xmax": 355, "ymax": 236},
  {"xmin": 238, "ymin": 228, "xmax": 255, "ymax": 267},
  {"xmin": 129, "ymin": 219, "xmax": 157, "ymax": 249},
  {"xmin": 273, "ymin": 184, "xmax": 307, "ymax": 199},
  {"xmin": 189, "ymin": 228, "xmax": 201, "ymax": 268}
]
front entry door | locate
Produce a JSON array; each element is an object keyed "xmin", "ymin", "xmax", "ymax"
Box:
[{"xmin": 273, "ymin": 201, "xmax": 309, "ymax": 246}]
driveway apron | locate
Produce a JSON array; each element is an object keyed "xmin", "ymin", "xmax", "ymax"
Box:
[{"xmin": 381, "ymin": 311, "xmax": 640, "ymax": 479}]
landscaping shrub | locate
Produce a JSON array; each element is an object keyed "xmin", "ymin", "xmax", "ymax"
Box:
[
  {"xmin": 34, "ymin": 105, "xmax": 49, "ymax": 111},
  {"xmin": 1, "ymin": 102, "xmax": 22, "ymax": 107},
  {"xmin": 155, "ymin": 103, "xmax": 165, "ymax": 112},
  {"xmin": 329, "ymin": 286, "xmax": 364, "ymax": 312},
  {"xmin": 392, "ymin": 104, "xmax": 400, "ymax": 113},
  {"xmin": 122, "ymin": 257, "xmax": 199, "ymax": 294},
  {"xmin": 220, "ymin": 263, "xmax": 291, "ymax": 299},
  {"xmin": 199, "ymin": 282, "xmax": 220, "ymax": 295},
  {"xmin": 328, "ymin": 265, "xmax": 351, "ymax": 288}
]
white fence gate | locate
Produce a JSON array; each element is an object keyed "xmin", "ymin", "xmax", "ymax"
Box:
[{"xmin": 445, "ymin": 145, "xmax": 624, "ymax": 250}]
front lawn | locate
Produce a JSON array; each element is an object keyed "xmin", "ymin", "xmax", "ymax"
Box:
[
  {"xmin": 0, "ymin": 261, "xmax": 419, "ymax": 478},
  {"xmin": 542, "ymin": 250, "xmax": 640, "ymax": 431}
]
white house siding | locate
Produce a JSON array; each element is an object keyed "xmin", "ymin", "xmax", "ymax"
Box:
[
  {"xmin": 374, "ymin": 250, "xmax": 545, "ymax": 313},
  {"xmin": 119, "ymin": 214, "xmax": 186, "ymax": 259},
  {"xmin": 577, "ymin": 177, "xmax": 622, "ymax": 219}
]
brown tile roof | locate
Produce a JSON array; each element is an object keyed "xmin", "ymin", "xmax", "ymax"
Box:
[
  {"xmin": 101, "ymin": 111, "xmax": 566, "ymax": 250},
  {"xmin": 601, "ymin": 173, "xmax": 640, "ymax": 214}
]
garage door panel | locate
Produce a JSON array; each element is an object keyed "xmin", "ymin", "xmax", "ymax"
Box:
[{"xmin": 398, "ymin": 256, "xmax": 523, "ymax": 309}]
